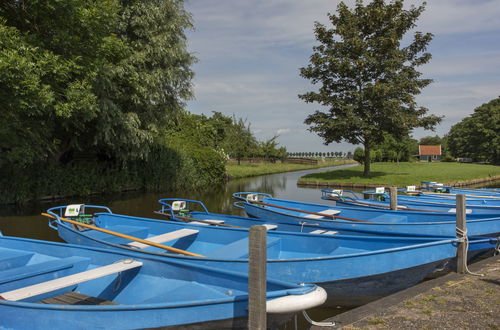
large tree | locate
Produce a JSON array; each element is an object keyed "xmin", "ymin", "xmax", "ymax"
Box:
[
  {"xmin": 299, "ymin": 0, "xmax": 442, "ymax": 176},
  {"xmin": 0, "ymin": 0, "xmax": 194, "ymax": 166},
  {"xmin": 447, "ymin": 97, "xmax": 500, "ymax": 164}
]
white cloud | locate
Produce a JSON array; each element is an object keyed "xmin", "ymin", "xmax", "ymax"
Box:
[{"xmin": 276, "ymin": 128, "xmax": 291, "ymax": 135}]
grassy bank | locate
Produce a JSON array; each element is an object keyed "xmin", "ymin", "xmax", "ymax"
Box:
[
  {"xmin": 299, "ymin": 162, "xmax": 500, "ymax": 186},
  {"xmin": 226, "ymin": 159, "xmax": 356, "ymax": 179}
]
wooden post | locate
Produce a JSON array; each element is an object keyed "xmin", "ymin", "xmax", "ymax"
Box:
[
  {"xmin": 389, "ymin": 187, "xmax": 398, "ymax": 211},
  {"xmin": 456, "ymin": 194, "xmax": 467, "ymax": 274},
  {"xmin": 248, "ymin": 225, "xmax": 267, "ymax": 329}
]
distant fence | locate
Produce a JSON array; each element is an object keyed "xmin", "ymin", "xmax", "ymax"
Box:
[
  {"xmin": 284, "ymin": 158, "xmax": 318, "ymax": 165},
  {"xmin": 229, "ymin": 157, "xmax": 318, "ymax": 165}
]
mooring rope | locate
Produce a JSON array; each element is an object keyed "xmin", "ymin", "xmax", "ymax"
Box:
[
  {"xmin": 455, "ymin": 227, "xmax": 484, "ymax": 277},
  {"xmin": 302, "ymin": 310, "xmax": 335, "ymax": 327}
]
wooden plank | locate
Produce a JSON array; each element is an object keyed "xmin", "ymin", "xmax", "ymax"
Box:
[
  {"xmin": 127, "ymin": 229, "xmax": 199, "ymax": 249},
  {"xmin": 40, "ymin": 291, "xmax": 118, "ymax": 305},
  {"xmin": 389, "ymin": 187, "xmax": 398, "ymax": 211},
  {"xmin": 248, "ymin": 226, "xmax": 267, "ymax": 329},
  {"xmin": 323, "ymin": 231, "xmax": 338, "ymax": 235},
  {"xmin": 456, "ymin": 195, "xmax": 467, "ymax": 274},
  {"xmin": 0, "ymin": 259, "xmax": 143, "ymax": 301},
  {"xmin": 310, "ymin": 229, "xmax": 326, "ymax": 234},
  {"xmin": 310, "ymin": 230, "xmax": 338, "ymax": 235},
  {"xmin": 304, "ymin": 209, "xmax": 341, "ymax": 219},
  {"xmin": 262, "ymin": 224, "xmax": 278, "ymax": 230}
]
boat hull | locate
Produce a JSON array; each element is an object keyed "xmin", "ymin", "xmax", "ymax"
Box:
[
  {"xmin": 244, "ymin": 200, "xmax": 500, "ymax": 237},
  {"xmin": 56, "ymin": 222, "xmax": 460, "ymax": 307}
]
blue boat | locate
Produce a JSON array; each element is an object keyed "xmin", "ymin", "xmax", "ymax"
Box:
[
  {"xmin": 233, "ymin": 192, "xmax": 500, "ymax": 237},
  {"xmin": 328, "ymin": 188, "xmax": 500, "ymax": 214},
  {"xmin": 46, "ymin": 204, "xmax": 466, "ymax": 306},
  {"xmin": 0, "ymin": 235, "xmax": 325, "ymax": 329},
  {"xmin": 323, "ymin": 188, "xmax": 500, "ymax": 215},
  {"xmin": 420, "ymin": 182, "xmax": 500, "ymax": 197}
]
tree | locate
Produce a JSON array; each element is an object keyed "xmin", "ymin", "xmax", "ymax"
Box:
[
  {"xmin": 299, "ymin": 0, "xmax": 442, "ymax": 176},
  {"xmin": 419, "ymin": 135, "xmax": 442, "ymax": 145},
  {"xmin": 0, "ymin": 0, "xmax": 195, "ymax": 166},
  {"xmin": 447, "ymin": 97, "xmax": 500, "ymax": 164},
  {"xmin": 223, "ymin": 117, "xmax": 257, "ymax": 165},
  {"xmin": 353, "ymin": 147, "xmax": 365, "ymax": 164}
]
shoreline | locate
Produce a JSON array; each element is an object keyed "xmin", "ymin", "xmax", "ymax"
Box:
[{"xmin": 298, "ymin": 175, "xmax": 500, "ymax": 189}]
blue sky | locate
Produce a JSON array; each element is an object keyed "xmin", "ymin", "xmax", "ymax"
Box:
[{"xmin": 184, "ymin": 0, "xmax": 500, "ymax": 152}]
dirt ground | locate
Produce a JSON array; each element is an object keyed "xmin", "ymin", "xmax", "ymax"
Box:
[{"xmin": 313, "ymin": 256, "xmax": 499, "ymax": 330}]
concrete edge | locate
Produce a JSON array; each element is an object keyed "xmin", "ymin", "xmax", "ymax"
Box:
[{"xmin": 311, "ymin": 255, "xmax": 499, "ymax": 329}]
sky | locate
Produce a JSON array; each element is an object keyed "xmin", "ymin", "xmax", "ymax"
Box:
[{"xmin": 184, "ymin": 0, "xmax": 500, "ymax": 153}]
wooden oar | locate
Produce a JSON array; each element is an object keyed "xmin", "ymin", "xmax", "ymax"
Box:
[
  {"xmin": 247, "ymin": 200, "xmax": 370, "ymax": 223},
  {"xmin": 154, "ymin": 211, "xmax": 246, "ymax": 229},
  {"xmin": 41, "ymin": 213, "xmax": 205, "ymax": 257}
]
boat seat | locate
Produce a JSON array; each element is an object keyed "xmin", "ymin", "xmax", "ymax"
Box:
[
  {"xmin": 0, "ymin": 249, "xmax": 35, "ymax": 271},
  {"xmin": 190, "ymin": 220, "xmax": 225, "ymax": 225},
  {"xmin": 309, "ymin": 229, "xmax": 338, "ymax": 235},
  {"xmin": 127, "ymin": 229, "xmax": 199, "ymax": 249},
  {"xmin": 447, "ymin": 208, "xmax": 472, "ymax": 214},
  {"xmin": 0, "ymin": 259, "xmax": 143, "ymax": 301},
  {"xmin": 303, "ymin": 209, "xmax": 340, "ymax": 219},
  {"xmin": 0, "ymin": 256, "xmax": 90, "ymax": 286},
  {"xmin": 208, "ymin": 236, "xmax": 281, "ymax": 259}
]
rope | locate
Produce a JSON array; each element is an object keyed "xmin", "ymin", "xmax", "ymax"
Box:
[
  {"xmin": 455, "ymin": 227, "xmax": 484, "ymax": 277},
  {"xmin": 302, "ymin": 310, "xmax": 335, "ymax": 327}
]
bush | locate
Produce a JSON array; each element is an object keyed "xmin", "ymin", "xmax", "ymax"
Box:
[
  {"xmin": 353, "ymin": 147, "xmax": 365, "ymax": 164},
  {"xmin": 0, "ymin": 139, "xmax": 226, "ymax": 204}
]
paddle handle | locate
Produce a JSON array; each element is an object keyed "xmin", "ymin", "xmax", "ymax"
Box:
[{"xmin": 41, "ymin": 213, "xmax": 205, "ymax": 257}]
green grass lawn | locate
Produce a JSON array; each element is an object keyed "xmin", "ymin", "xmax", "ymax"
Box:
[
  {"xmin": 299, "ymin": 162, "xmax": 500, "ymax": 186},
  {"xmin": 226, "ymin": 159, "xmax": 356, "ymax": 179}
]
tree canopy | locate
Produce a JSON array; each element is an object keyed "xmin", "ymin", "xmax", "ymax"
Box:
[
  {"xmin": 0, "ymin": 0, "xmax": 194, "ymax": 166},
  {"xmin": 299, "ymin": 0, "xmax": 442, "ymax": 175},
  {"xmin": 418, "ymin": 135, "xmax": 442, "ymax": 145},
  {"xmin": 447, "ymin": 96, "xmax": 500, "ymax": 164}
]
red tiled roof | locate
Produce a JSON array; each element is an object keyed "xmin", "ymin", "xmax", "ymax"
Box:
[{"xmin": 418, "ymin": 145, "xmax": 441, "ymax": 156}]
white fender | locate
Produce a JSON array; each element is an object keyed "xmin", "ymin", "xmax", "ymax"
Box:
[{"xmin": 266, "ymin": 286, "xmax": 327, "ymax": 314}]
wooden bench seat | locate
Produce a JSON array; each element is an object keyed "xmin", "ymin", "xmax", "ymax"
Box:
[
  {"xmin": 0, "ymin": 259, "xmax": 143, "ymax": 301},
  {"xmin": 303, "ymin": 209, "xmax": 341, "ymax": 219},
  {"xmin": 309, "ymin": 229, "xmax": 338, "ymax": 235},
  {"xmin": 127, "ymin": 229, "xmax": 199, "ymax": 249},
  {"xmin": 190, "ymin": 219, "xmax": 225, "ymax": 225}
]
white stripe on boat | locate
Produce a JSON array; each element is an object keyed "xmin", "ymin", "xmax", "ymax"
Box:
[
  {"xmin": 127, "ymin": 229, "xmax": 199, "ymax": 249},
  {"xmin": 262, "ymin": 224, "xmax": 278, "ymax": 230},
  {"xmin": 0, "ymin": 259, "xmax": 143, "ymax": 301}
]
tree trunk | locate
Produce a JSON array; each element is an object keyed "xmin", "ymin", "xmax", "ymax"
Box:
[{"xmin": 363, "ymin": 144, "xmax": 371, "ymax": 176}]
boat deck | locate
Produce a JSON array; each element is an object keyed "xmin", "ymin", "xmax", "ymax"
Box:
[{"xmin": 40, "ymin": 291, "xmax": 117, "ymax": 305}]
